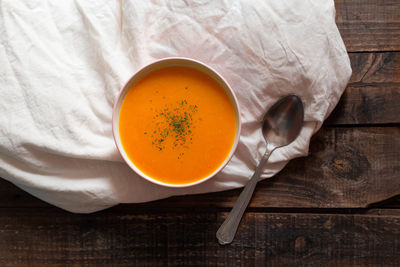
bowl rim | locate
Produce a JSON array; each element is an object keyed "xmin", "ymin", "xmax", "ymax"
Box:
[{"xmin": 112, "ymin": 57, "xmax": 241, "ymax": 188}]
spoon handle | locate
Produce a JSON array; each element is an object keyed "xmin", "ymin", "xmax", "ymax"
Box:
[{"xmin": 216, "ymin": 145, "xmax": 274, "ymax": 245}]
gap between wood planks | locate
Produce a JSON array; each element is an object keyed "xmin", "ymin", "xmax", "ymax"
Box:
[
  {"xmin": 0, "ymin": 205, "xmax": 400, "ymax": 216},
  {"xmin": 323, "ymin": 124, "xmax": 399, "ymax": 128}
]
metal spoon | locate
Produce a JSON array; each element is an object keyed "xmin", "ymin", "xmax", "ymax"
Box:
[{"xmin": 216, "ymin": 95, "xmax": 304, "ymax": 245}]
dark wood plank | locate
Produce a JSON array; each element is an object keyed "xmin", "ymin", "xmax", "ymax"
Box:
[
  {"xmin": 335, "ymin": 0, "xmax": 400, "ymax": 52},
  {"xmin": 0, "ymin": 208, "xmax": 399, "ymax": 266},
  {"xmin": 0, "ymin": 179, "xmax": 47, "ymax": 208},
  {"xmin": 325, "ymin": 84, "xmax": 400, "ymax": 125},
  {"xmin": 1, "ymin": 127, "xmax": 399, "ymax": 209},
  {"xmin": 326, "ymin": 52, "xmax": 400, "ymax": 125},
  {"xmin": 349, "ymin": 52, "xmax": 400, "ymax": 84}
]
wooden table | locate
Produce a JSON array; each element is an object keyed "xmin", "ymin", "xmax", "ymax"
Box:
[{"xmin": 1, "ymin": 0, "xmax": 399, "ymax": 266}]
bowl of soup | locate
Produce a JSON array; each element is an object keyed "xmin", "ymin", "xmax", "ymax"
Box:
[{"xmin": 112, "ymin": 57, "xmax": 241, "ymax": 187}]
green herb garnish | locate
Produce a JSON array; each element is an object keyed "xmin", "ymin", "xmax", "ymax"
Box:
[{"xmin": 145, "ymin": 98, "xmax": 199, "ymax": 156}]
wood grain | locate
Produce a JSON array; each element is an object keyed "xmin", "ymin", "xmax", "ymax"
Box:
[
  {"xmin": 0, "ymin": 209, "xmax": 399, "ymax": 266},
  {"xmin": 335, "ymin": 0, "xmax": 400, "ymax": 52},
  {"xmin": 325, "ymin": 84, "xmax": 400, "ymax": 125},
  {"xmin": 349, "ymin": 52, "xmax": 400, "ymax": 84},
  {"xmin": 1, "ymin": 127, "xmax": 399, "ymax": 209},
  {"xmin": 326, "ymin": 52, "xmax": 400, "ymax": 125}
]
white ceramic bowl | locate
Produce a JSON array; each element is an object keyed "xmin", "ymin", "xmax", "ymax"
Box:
[{"xmin": 112, "ymin": 57, "xmax": 241, "ymax": 187}]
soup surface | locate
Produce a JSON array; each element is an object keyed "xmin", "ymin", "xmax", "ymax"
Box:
[{"xmin": 119, "ymin": 65, "xmax": 237, "ymax": 185}]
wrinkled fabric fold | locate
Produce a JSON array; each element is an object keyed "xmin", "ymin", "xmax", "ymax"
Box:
[{"xmin": 0, "ymin": 0, "xmax": 351, "ymax": 213}]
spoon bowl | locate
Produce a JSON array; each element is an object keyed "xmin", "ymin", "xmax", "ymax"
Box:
[
  {"xmin": 216, "ymin": 95, "xmax": 304, "ymax": 245},
  {"xmin": 262, "ymin": 95, "xmax": 304, "ymax": 148}
]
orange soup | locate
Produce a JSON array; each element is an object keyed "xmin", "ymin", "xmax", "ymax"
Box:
[{"xmin": 119, "ymin": 66, "xmax": 237, "ymax": 185}]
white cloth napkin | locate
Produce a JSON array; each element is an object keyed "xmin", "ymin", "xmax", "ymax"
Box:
[{"xmin": 0, "ymin": 0, "xmax": 351, "ymax": 213}]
